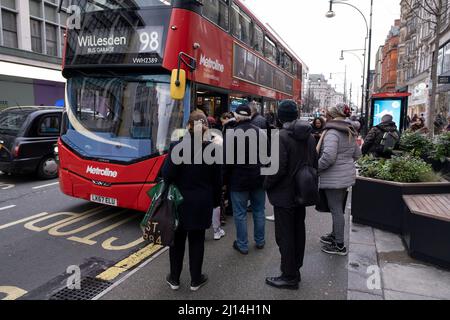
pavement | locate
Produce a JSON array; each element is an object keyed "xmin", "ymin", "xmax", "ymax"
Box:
[
  {"xmin": 348, "ymin": 221, "xmax": 450, "ymax": 300},
  {"xmin": 100, "ymin": 202, "xmax": 349, "ymax": 300}
]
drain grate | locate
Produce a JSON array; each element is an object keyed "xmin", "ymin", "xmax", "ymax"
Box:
[{"xmin": 49, "ymin": 277, "xmax": 112, "ymax": 300}]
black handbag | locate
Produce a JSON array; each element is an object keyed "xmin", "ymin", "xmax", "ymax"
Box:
[
  {"xmin": 315, "ymin": 189, "xmax": 349, "ymax": 213},
  {"xmin": 293, "ymin": 141, "xmax": 319, "ymax": 207}
]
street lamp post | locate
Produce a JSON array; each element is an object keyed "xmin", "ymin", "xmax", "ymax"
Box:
[
  {"xmin": 340, "ymin": 49, "xmax": 365, "ymax": 116},
  {"xmin": 326, "ymin": 0, "xmax": 374, "ymax": 136}
]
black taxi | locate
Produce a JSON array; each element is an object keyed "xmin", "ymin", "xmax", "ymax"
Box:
[{"xmin": 0, "ymin": 106, "xmax": 63, "ymax": 179}]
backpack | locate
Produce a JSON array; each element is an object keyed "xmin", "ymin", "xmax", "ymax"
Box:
[
  {"xmin": 293, "ymin": 140, "xmax": 319, "ymax": 207},
  {"xmin": 378, "ymin": 130, "xmax": 400, "ymax": 155}
]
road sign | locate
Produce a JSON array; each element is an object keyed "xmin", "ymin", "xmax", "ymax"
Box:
[{"xmin": 438, "ymin": 76, "xmax": 450, "ymax": 84}]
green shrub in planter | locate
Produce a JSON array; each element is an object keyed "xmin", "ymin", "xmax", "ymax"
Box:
[
  {"xmin": 430, "ymin": 132, "xmax": 450, "ymax": 163},
  {"xmin": 358, "ymin": 155, "xmax": 440, "ymax": 183},
  {"xmin": 399, "ymin": 131, "xmax": 433, "ymax": 158}
]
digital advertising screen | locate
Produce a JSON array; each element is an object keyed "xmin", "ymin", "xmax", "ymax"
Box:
[
  {"xmin": 230, "ymin": 99, "xmax": 248, "ymax": 113},
  {"xmin": 372, "ymin": 98, "xmax": 403, "ymax": 128}
]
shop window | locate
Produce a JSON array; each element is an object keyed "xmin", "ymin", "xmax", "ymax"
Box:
[
  {"xmin": 443, "ymin": 43, "xmax": 450, "ymax": 74},
  {"xmin": 46, "ymin": 23, "xmax": 57, "ymax": 56},
  {"xmin": 45, "ymin": 4, "xmax": 57, "ymax": 23},
  {"xmin": 202, "ymin": 0, "xmax": 229, "ymax": 30},
  {"xmin": 438, "ymin": 47, "xmax": 444, "ymax": 75},
  {"xmin": 29, "ymin": 0, "xmax": 42, "ymax": 18},
  {"xmin": 1, "ymin": 10, "xmax": 17, "ymax": 48},
  {"xmin": 30, "ymin": 18, "xmax": 43, "ymax": 53}
]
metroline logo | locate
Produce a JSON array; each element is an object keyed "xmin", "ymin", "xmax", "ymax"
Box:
[
  {"xmin": 200, "ymin": 54, "xmax": 224, "ymax": 73},
  {"xmin": 86, "ymin": 166, "xmax": 118, "ymax": 178}
]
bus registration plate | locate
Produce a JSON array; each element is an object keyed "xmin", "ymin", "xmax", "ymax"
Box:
[{"xmin": 90, "ymin": 194, "xmax": 117, "ymax": 206}]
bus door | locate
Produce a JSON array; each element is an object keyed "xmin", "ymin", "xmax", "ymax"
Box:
[
  {"xmin": 263, "ymin": 99, "xmax": 278, "ymax": 127},
  {"xmin": 195, "ymin": 88, "xmax": 229, "ymax": 118}
]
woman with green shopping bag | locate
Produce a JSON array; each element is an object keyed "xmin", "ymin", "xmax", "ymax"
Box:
[{"xmin": 161, "ymin": 111, "xmax": 222, "ymax": 292}]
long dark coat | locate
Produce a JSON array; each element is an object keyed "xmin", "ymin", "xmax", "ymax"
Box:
[{"xmin": 162, "ymin": 140, "xmax": 222, "ymax": 231}]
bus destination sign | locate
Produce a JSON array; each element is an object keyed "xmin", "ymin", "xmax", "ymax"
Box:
[{"xmin": 66, "ymin": 26, "xmax": 165, "ymax": 66}]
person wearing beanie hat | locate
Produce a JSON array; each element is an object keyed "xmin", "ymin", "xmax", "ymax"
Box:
[
  {"xmin": 277, "ymin": 100, "xmax": 299, "ymax": 125},
  {"xmin": 264, "ymin": 99, "xmax": 318, "ymax": 290},
  {"xmin": 326, "ymin": 103, "xmax": 351, "ymax": 120},
  {"xmin": 318, "ymin": 103, "xmax": 361, "ymax": 256},
  {"xmin": 224, "ymin": 102, "xmax": 266, "ymax": 255}
]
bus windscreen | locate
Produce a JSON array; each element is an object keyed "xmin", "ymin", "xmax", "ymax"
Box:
[{"xmin": 63, "ymin": 74, "xmax": 187, "ymax": 162}]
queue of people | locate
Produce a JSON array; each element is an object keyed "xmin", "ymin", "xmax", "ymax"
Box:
[{"xmin": 160, "ymin": 101, "xmax": 362, "ymax": 292}]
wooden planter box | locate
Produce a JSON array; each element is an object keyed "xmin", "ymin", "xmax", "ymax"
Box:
[
  {"xmin": 402, "ymin": 195, "xmax": 450, "ymax": 270},
  {"xmin": 351, "ymin": 176, "xmax": 450, "ymax": 234}
]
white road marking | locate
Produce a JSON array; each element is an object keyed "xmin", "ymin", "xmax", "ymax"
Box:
[
  {"xmin": 0, "ymin": 182, "xmax": 14, "ymax": 190},
  {"xmin": 0, "ymin": 212, "xmax": 49, "ymax": 231},
  {"xmin": 0, "ymin": 205, "xmax": 16, "ymax": 211},
  {"xmin": 32, "ymin": 182, "xmax": 59, "ymax": 190}
]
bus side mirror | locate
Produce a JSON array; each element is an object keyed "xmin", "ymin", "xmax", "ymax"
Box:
[{"xmin": 170, "ymin": 69, "xmax": 186, "ymax": 100}]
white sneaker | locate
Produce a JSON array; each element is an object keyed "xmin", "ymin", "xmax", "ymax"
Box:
[
  {"xmin": 214, "ymin": 228, "xmax": 226, "ymax": 240},
  {"xmin": 266, "ymin": 215, "xmax": 275, "ymax": 221}
]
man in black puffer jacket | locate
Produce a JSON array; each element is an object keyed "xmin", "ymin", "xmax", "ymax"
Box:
[{"xmin": 263, "ymin": 100, "xmax": 318, "ymax": 290}]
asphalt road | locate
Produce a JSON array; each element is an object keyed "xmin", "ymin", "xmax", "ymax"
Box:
[
  {"xmin": 0, "ymin": 171, "xmax": 152, "ymax": 300},
  {"xmin": 0, "ymin": 171, "xmax": 349, "ymax": 300}
]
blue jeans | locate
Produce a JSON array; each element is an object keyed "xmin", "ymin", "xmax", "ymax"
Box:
[{"xmin": 230, "ymin": 188, "xmax": 266, "ymax": 252}]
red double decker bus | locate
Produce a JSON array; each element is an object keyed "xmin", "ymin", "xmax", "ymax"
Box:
[{"xmin": 57, "ymin": 0, "xmax": 305, "ymax": 212}]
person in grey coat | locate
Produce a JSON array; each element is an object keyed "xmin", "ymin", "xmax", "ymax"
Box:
[{"xmin": 317, "ymin": 103, "xmax": 361, "ymax": 256}]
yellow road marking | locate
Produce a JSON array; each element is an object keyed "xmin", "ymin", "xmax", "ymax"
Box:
[
  {"xmin": 68, "ymin": 215, "xmax": 136, "ymax": 245},
  {"xmin": 48, "ymin": 210, "xmax": 124, "ymax": 237},
  {"xmin": 0, "ymin": 286, "xmax": 28, "ymax": 300},
  {"xmin": 102, "ymin": 236, "xmax": 145, "ymax": 251},
  {"xmin": 96, "ymin": 244, "xmax": 162, "ymax": 281},
  {"xmin": 0, "ymin": 212, "xmax": 49, "ymax": 231},
  {"xmin": 24, "ymin": 207, "xmax": 102, "ymax": 232}
]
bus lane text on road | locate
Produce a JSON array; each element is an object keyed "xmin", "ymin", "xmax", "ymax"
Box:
[{"xmin": 0, "ymin": 207, "xmax": 146, "ymax": 251}]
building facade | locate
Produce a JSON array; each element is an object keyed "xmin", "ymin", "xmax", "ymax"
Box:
[
  {"xmin": 372, "ymin": 46, "xmax": 384, "ymax": 94},
  {"xmin": 380, "ymin": 20, "xmax": 400, "ymax": 92},
  {"xmin": 306, "ymin": 74, "xmax": 345, "ymax": 114},
  {"xmin": 0, "ymin": 0, "xmax": 69, "ymax": 110},
  {"xmin": 397, "ymin": 0, "xmax": 450, "ymax": 119}
]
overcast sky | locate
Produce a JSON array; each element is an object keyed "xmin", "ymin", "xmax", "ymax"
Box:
[{"xmin": 243, "ymin": 0, "xmax": 401, "ymax": 106}]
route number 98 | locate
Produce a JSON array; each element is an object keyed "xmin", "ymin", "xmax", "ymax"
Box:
[{"xmin": 139, "ymin": 29, "xmax": 161, "ymax": 53}]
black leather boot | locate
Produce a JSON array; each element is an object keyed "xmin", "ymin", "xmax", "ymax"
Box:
[{"xmin": 265, "ymin": 276, "xmax": 299, "ymax": 290}]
